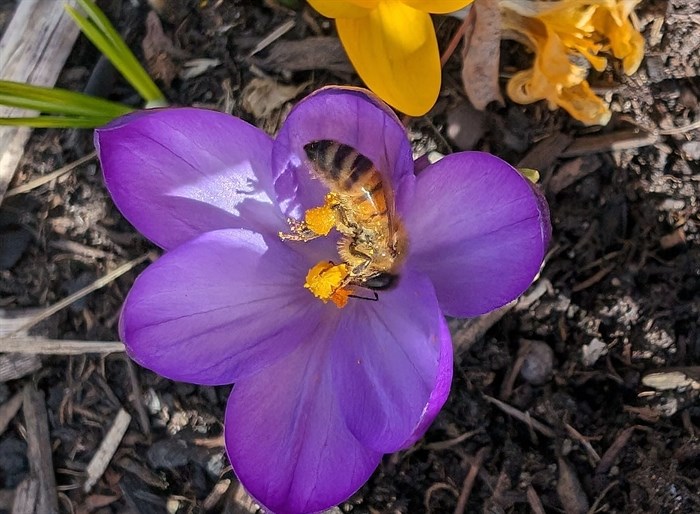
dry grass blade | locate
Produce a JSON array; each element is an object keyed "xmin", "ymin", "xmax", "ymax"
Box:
[
  {"xmin": 451, "ymin": 300, "xmax": 515, "ymax": 354},
  {"xmin": 4, "ymin": 151, "xmax": 96, "ymax": 198},
  {"xmin": 657, "ymin": 119, "xmax": 700, "ymax": 135},
  {"xmin": 564, "ymin": 423, "xmax": 602, "ymax": 465},
  {"xmin": 424, "ymin": 429, "xmax": 482, "ymax": 451},
  {"xmin": 453, "ymin": 447, "xmax": 488, "ymax": 514},
  {"xmin": 424, "ymin": 483, "xmax": 460, "ymax": 513},
  {"xmin": 0, "ymin": 336, "xmax": 124, "ymax": 354},
  {"xmin": 6, "ymin": 252, "xmax": 153, "ymax": 336},
  {"xmin": 572, "ymin": 264, "xmax": 616, "ymax": 293},
  {"xmin": 125, "ymin": 358, "xmax": 150, "ymax": 435},
  {"xmin": 248, "ymin": 18, "xmax": 295, "ymax": 57},
  {"xmin": 596, "ymin": 426, "xmax": 637, "ymax": 474},
  {"xmin": 203, "ymin": 479, "xmax": 231, "ymax": 511},
  {"xmin": 587, "ymin": 481, "xmax": 620, "ymax": 514},
  {"xmin": 561, "ymin": 130, "xmax": 659, "ymax": 158},
  {"xmin": 482, "ymin": 394, "xmax": 556, "ymax": 438},
  {"xmin": 441, "ymin": 8, "xmax": 472, "ymax": 67},
  {"xmin": 527, "ymin": 485, "xmax": 546, "ymax": 514}
]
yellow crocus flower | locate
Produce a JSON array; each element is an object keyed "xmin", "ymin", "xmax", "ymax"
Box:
[
  {"xmin": 308, "ymin": 0, "xmax": 474, "ymax": 116},
  {"xmin": 500, "ymin": 0, "xmax": 644, "ymax": 125}
]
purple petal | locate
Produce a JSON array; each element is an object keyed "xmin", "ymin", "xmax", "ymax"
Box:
[
  {"xmin": 405, "ymin": 152, "xmax": 550, "ymax": 317},
  {"xmin": 226, "ymin": 338, "xmax": 382, "ymax": 514},
  {"xmin": 120, "ymin": 229, "xmax": 327, "ymax": 385},
  {"xmin": 96, "ymin": 108, "xmax": 286, "ymax": 250},
  {"xmin": 271, "ymin": 87, "xmax": 415, "ymax": 218},
  {"xmin": 331, "ymin": 269, "xmax": 453, "ymax": 453}
]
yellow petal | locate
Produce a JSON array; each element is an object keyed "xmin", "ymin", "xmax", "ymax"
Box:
[
  {"xmin": 400, "ymin": 0, "xmax": 473, "ymax": 14},
  {"xmin": 556, "ymin": 82, "xmax": 612, "ymax": 126},
  {"xmin": 537, "ymin": 27, "xmax": 587, "ymax": 88},
  {"xmin": 307, "ymin": 0, "xmax": 378, "ymax": 18},
  {"xmin": 506, "ymin": 68, "xmax": 543, "ymax": 105},
  {"xmin": 620, "ymin": 30, "xmax": 644, "ymax": 74},
  {"xmin": 589, "ymin": 1, "xmax": 644, "ymax": 74},
  {"xmin": 336, "ymin": 0, "xmax": 440, "ymax": 115},
  {"xmin": 507, "ymin": 68, "xmax": 610, "ymax": 126}
]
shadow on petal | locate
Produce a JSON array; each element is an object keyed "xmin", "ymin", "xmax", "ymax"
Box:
[
  {"xmin": 331, "ymin": 269, "xmax": 453, "ymax": 453},
  {"xmin": 121, "ymin": 229, "xmax": 331, "ymax": 385}
]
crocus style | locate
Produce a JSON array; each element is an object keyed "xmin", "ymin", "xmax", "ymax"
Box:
[
  {"xmin": 308, "ymin": 0, "xmax": 474, "ymax": 116},
  {"xmin": 95, "ymin": 87, "xmax": 550, "ymax": 514}
]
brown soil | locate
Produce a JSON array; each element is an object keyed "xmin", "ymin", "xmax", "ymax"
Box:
[{"xmin": 1, "ymin": 1, "xmax": 698, "ymax": 513}]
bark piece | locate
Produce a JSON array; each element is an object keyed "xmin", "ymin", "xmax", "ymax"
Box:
[
  {"xmin": 0, "ymin": 0, "xmax": 81, "ymax": 203},
  {"xmin": 84, "ymin": 408, "xmax": 132, "ymax": 492},
  {"xmin": 22, "ymin": 384, "xmax": 58, "ymax": 514},
  {"xmin": 0, "ymin": 354, "xmax": 41, "ymax": 382},
  {"xmin": 0, "ymin": 392, "xmax": 23, "ymax": 437}
]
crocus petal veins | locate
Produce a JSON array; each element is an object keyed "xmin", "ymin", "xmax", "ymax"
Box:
[
  {"xmin": 96, "ymin": 87, "xmax": 550, "ymax": 514},
  {"xmin": 500, "ymin": 0, "xmax": 644, "ymax": 125}
]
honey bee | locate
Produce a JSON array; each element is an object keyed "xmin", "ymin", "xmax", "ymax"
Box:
[{"xmin": 283, "ymin": 140, "xmax": 408, "ymax": 293}]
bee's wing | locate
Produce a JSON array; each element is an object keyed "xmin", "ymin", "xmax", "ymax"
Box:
[{"xmin": 382, "ymin": 172, "xmax": 404, "ymax": 250}]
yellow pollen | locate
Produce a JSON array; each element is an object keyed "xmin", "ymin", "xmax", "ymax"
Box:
[
  {"xmin": 304, "ymin": 261, "xmax": 352, "ymax": 308},
  {"xmin": 303, "ymin": 193, "xmax": 339, "ymax": 236}
]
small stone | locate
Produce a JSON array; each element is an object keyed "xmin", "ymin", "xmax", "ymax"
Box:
[
  {"xmin": 682, "ymin": 141, "xmax": 700, "ymax": 161},
  {"xmin": 206, "ymin": 452, "xmax": 226, "ymax": 478},
  {"xmin": 144, "ymin": 387, "xmax": 162, "ymax": 415},
  {"xmin": 446, "ymin": 102, "xmax": 486, "ymax": 150},
  {"xmin": 147, "ymin": 439, "xmax": 189, "ymax": 468},
  {"xmin": 582, "ymin": 338, "xmax": 607, "ymax": 367},
  {"xmin": 561, "ymin": 438, "xmax": 572, "ymax": 456},
  {"xmin": 166, "ymin": 498, "xmax": 181, "ymax": 514},
  {"xmin": 520, "ymin": 341, "xmax": 554, "ymax": 385},
  {"xmin": 0, "ymin": 227, "xmax": 32, "ymax": 270}
]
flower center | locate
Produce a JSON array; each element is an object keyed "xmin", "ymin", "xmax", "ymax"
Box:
[{"xmin": 279, "ymin": 194, "xmax": 355, "ymax": 308}]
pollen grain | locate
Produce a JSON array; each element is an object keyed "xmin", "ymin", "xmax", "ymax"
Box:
[{"xmin": 304, "ymin": 261, "xmax": 352, "ymax": 308}]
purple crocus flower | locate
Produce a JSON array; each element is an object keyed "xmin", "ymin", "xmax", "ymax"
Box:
[{"xmin": 95, "ymin": 87, "xmax": 549, "ymax": 514}]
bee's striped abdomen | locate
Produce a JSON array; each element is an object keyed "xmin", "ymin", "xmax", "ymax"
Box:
[{"xmin": 304, "ymin": 140, "xmax": 375, "ymax": 191}]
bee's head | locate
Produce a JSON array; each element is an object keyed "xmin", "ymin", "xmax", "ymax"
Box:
[{"xmin": 362, "ymin": 272, "xmax": 398, "ymax": 291}]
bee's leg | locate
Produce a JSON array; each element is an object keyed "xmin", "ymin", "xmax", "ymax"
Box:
[
  {"xmin": 278, "ymin": 218, "xmax": 322, "ymax": 242},
  {"xmin": 331, "ymin": 204, "xmax": 357, "ymax": 237},
  {"xmin": 281, "ymin": 194, "xmax": 340, "ymax": 242},
  {"xmin": 345, "ymin": 244, "xmax": 373, "ymax": 279}
]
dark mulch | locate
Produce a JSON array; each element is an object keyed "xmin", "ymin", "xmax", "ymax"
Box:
[{"xmin": 1, "ymin": 0, "xmax": 698, "ymax": 513}]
